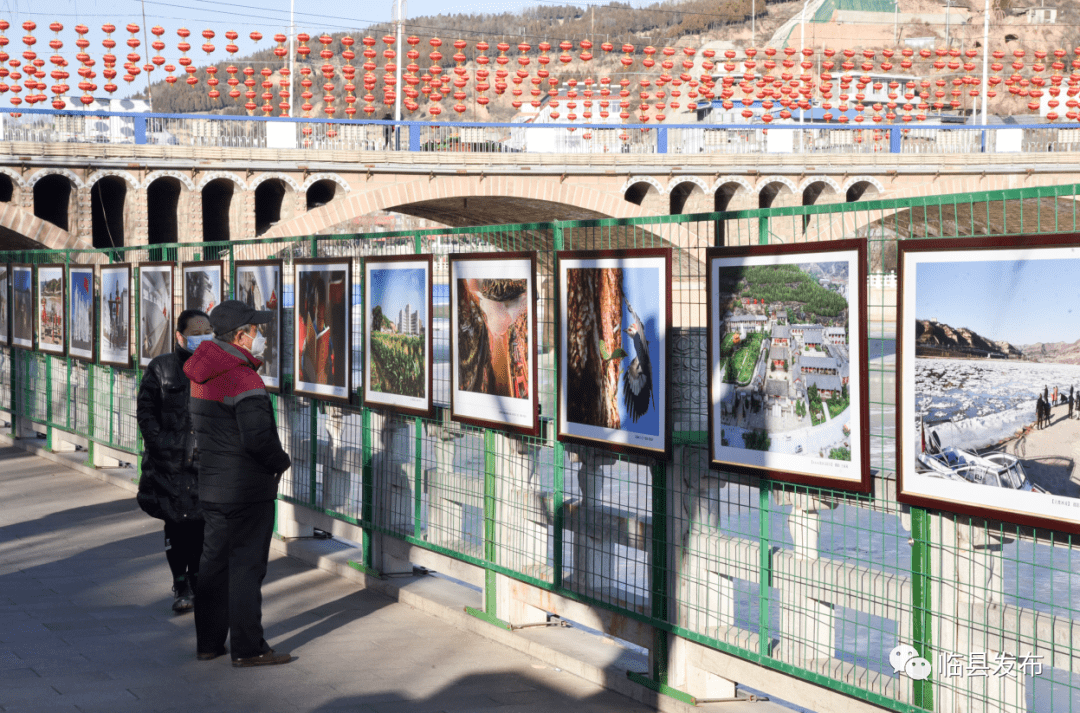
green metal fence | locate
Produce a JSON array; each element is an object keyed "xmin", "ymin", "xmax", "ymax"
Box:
[{"xmin": 3, "ymin": 183, "xmax": 1080, "ymax": 713}]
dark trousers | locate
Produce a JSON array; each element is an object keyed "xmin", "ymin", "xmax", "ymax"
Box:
[
  {"xmin": 163, "ymin": 519, "xmax": 204, "ymax": 583},
  {"xmin": 195, "ymin": 500, "xmax": 275, "ymax": 658}
]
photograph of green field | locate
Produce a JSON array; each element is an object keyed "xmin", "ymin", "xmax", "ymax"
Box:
[
  {"xmin": 369, "ymin": 330, "xmax": 425, "ymax": 397},
  {"xmin": 718, "ymin": 330, "xmax": 765, "ymax": 385},
  {"xmin": 368, "ymin": 266, "xmax": 427, "ymax": 399}
]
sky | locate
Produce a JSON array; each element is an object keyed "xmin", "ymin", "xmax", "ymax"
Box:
[
  {"xmin": 618, "ymin": 265, "xmax": 659, "ymax": 437},
  {"xmin": 915, "ymin": 258, "xmax": 1080, "ymax": 346},
  {"xmin": 370, "ymin": 266, "xmax": 425, "ymax": 325}
]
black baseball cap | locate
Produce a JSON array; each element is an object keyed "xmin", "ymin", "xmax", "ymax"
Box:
[{"xmin": 209, "ymin": 299, "xmax": 272, "ymax": 336}]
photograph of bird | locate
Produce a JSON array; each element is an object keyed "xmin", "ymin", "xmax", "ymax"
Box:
[{"xmin": 621, "ymin": 288, "xmax": 654, "ymax": 423}]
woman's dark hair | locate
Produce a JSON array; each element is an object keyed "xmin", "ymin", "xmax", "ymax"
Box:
[{"xmin": 176, "ymin": 309, "xmax": 210, "ymax": 335}]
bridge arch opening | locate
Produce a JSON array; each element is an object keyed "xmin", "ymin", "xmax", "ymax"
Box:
[
  {"xmin": 0, "ymin": 174, "xmax": 13, "ymax": 203},
  {"xmin": 202, "ymin": 178, "xmax": 236, "ymax": 243},
  {"xmin": 758, "ymin": 181, "xmax": 794, "ymax": 210},
  {"xmin": 91, "ymin": 176, "xmax": 127, "ymax": 248},
  {"xmin": 801, "ymin": 180, "xmax": 839, "ymax": 233},
  {"xmin": 624, "ymin": 180, "xmax": 664, "ymax": 213},
  {"xmin": 713, "ymin": 182, "xmax": 748, "ymax": 247},
  {"xmin": 306, "ymin": 179, "xmax": 337, "ymax": 210},
  {"xmin": 255, "ymin": 179, "xmax": 295, "ymax": 236},
  {"xmin": 34, "ymin": 174, "xmax": 75, "ymax": 231},
  {"xmin": 846, "ymin": 180, "xmax": 880, "ymax": 203},
  {"xmin": 147, "ymin": 177, "xmax": 182, "ymax": 245},
  {"xmin": 669, "ymin": 182, "xmax": 707, "ymax": 215}
]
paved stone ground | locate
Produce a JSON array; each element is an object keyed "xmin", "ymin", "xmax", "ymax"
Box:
[{"xmin": 0, "ymin": 446, "xmax": 663, "ymax": 713}]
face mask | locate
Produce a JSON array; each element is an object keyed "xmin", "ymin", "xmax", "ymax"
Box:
[
  {"xmin": 185, "ymin": 334, "xmax": 214, "ymax": 352},
  {"xmin": 250, "ymin": 331, "xmax": 267, "ymax": 357}
]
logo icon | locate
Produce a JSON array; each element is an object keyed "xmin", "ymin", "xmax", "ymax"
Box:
[
  {"xmin": 906, "ymin": 656, "xmax": 932, "ymax": 680},
  {"xmin": 889, "ymin": 643, "xmax": 919, "ymax": 674}
]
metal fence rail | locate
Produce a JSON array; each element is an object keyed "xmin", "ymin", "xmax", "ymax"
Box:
[
  {"xmin": 3, "ymin": 184, "xmax": 1080, "ymax": 712},
  {"xmin": 6, "ymin": 106, "xmax": 1080, "ymax": 157}
]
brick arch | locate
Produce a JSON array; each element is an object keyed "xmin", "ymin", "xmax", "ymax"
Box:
[
  {"xmin": 756, "ymin": 175, "xmax": 798, "ymax": 194},
  {"xmin": 667, "ymin": 176, "xmax": 709, "ymax": 194},
  {"xmin": 195, "ymin": 171, "xmax": 247, "ymax": 191},
  {"xmin": 711, "ymin": 176, "xmax": 754, "ymax": 194},
  {"xmin": 798, "ymin": 176, "xmax": 841, "ymax": 194},
  {"xmin": 85, "ymin": 170, "xmax": 140, "ymax": 189},
  {"xmin": 143, "ymin": 170, "xmax": 196, "ymax": 191},
  {"xmin": 803, "ymin": 174, "xmax": 1080, "ymax": 244},
  {"xmin": 841, "ymin": 175, "xmax": 885, "ymax": 194},
  {"xmin": 250, "ymin": 172, "xmax": 302, "ymax": 192},
  {"xmin": 0, "ymin": 167, "xmax": 27, "ymax": 190},
  {"xmin": 301, "ymin": 173, "xmax": 350, "ymax": 193},
  {"xmin": 621, "ymin": 176, "xmax": 665, "ymax": 196},
  {"xmin": 27, "ymin": 168, "xmax": 84, "ymax": 189},
  {"xmin": 261, "ymin": 176, "xmax": 653, "ymax": 239},
  {"xmin": 0, "ymin": 203, "xmax": 91, "ymax": 250}
]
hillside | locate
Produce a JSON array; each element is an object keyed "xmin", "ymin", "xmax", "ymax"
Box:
[
  {"xmin": 915, "ymin": 319, "xmax": 1023, "ymax": 358},
  {"xmin": 1017, "ymin": 340, "xmax": 1080, "ymax": 365}
]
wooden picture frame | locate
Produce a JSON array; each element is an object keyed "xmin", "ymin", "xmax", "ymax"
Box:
[
  {"xmin": 362, "ymin": 254, "xmax": 434, "ymax": 418},
  {"xmin": 10, "ymin": 264, "xmax": 33, "ymax": 350},
  {"xmin": 139, "ymin": 262, "xmax": 175, "ymax": 367},
  {"xmin": 556, "ymin": 248, "xmax": 672, "ymax": 459},
  {"xmin": 0, "ymin": 264, "xmax": 9, "ymax": 347},
  {"xmin": 182, "ymin": 260, "xmax": 224, "ymax": 314},
  {"xmin": 293, "ymin": 257, "xmax": 352, "ymax": 404},
  {"xmin": 449, "ymin": 251, "xmax": 539, "ymax": 436},
  {"xmin": 707, "ymin": 239, "xmax": 870, "ymax": 492},
  {"xmin": 36, "ymin": 264, "xmax": 67, "ymax": 356},
  {"xmin": 898, "ymin": 232, "xmax": 1080, "ymax": 532},
  {"xmin": 235, "ymin": 260, "xmax": 283, "ymax": 393},
  {"xmin": 68, "ymin": 266, "xmax": 96, "ymax": 362},
  {"xmin": 99, "ymin": 264, "xmax": 132, "ymax": 368}
]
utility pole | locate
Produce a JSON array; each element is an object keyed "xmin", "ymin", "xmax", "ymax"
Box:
[
  {"xmin": 141, "ymin": 0, "xmax": 152, "ymax": 111},
  {"xmin": 752, "ymin": 0, "xmax": 756, "ymax": 48},
  {"xmin": 289, "ymin": 0, "xmax": 296, "ymax": 117},
  {"xmin": 394, "ymin": 0, "xmax": 405, "ymax": 123},
  {"xmin": 979, "ymin": 0, "xmax": 990, "ymax": 127}
]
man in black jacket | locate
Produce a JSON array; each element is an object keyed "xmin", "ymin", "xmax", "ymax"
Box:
[
  {"xmin": 185, "ymin": 300, "xmax": 293, "ymax": 667},
  {"xmin": 136, "ymin": 309, "xmax": 212, "ymax": 614}
]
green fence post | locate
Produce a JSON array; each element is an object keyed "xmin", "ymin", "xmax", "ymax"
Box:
[
  {"xmin": 759, "ymin": 480, "xmax": 772, "ymax": 658},
  {"xmin": 911, "ymin": 507, "xmax": 934, "ymax": 711},
  {"xmin": 414, "ymin": 416, "xmax": 422, "ymax": 539},
  {"xmin": 551, "ymin": 223, "xmax": 565, "ymax": 590},
  {"xmin": 309, "ymin": 401, "xmax": 319, "ymax": 507},
  {"xmin": 465, "ymin": 428, "xmax": 510, "ymax": 629},
  {"xmin": 45, "ymin": 356, "xmax": 53, "ymax": 450},
  {"xmin": 86, "ymin": 363, "xmax": 95, "ymax": 466},
  {"xmin": 758, "ymin": 215, "xmax": 770, "ymax": 246}
]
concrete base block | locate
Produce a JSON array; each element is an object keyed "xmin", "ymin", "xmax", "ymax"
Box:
[
  {"xmin": 275, "ymin": 501, "xmax": 315, "ymax": 539},
  {"xmin": 495, "ymin": 572, "xmax": 548, "ymax": 627}
]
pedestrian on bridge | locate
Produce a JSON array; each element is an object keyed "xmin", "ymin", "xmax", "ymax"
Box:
[
  {"xmin": 185, "ymin": 300, "xmax": 293, "ymax": 667},
  {"xmin": 136, "ymin": 309, "xmax": 213, "ymax": 614}
]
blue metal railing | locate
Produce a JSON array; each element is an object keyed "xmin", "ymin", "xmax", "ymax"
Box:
[{"xmin": 0, "ymin": 105, "xmax": 1075, "ymax": 156}]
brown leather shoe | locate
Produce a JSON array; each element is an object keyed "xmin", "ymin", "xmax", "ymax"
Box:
[
  {"xmin": 196, "ymin": 647, "xmax": 227, "ymax": 661},
  {"xmin": 231, "ymin": 648, "xmax": 292, "ymax": 668}
]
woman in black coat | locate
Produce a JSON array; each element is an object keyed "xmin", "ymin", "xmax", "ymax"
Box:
[{"xmin": 136, "ymin": 309, "xmax": 212, "ymax": 613}]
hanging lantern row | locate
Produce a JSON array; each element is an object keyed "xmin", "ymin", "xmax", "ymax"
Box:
[{"xmin": 12, "ymin": 26, "xmax": 1080, "ymax": 122}]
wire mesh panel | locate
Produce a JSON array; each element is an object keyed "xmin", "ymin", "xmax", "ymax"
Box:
[{"xmin": 8, "ymin": 184, "xmax": 1080, "ymax": 713}]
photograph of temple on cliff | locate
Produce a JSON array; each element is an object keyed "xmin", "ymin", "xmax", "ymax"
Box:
[
  {"xmin": 708, "ymin": 242, "xmax": 868, "ymax": 490},
  {"xmin": 899, "ymin": 237, "xmax": 1080, "ymax": 532}
]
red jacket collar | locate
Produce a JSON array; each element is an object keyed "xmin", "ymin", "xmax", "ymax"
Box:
[{"xmin": 183, "ymin": 338, "xmax": 262, "ymax": 384}]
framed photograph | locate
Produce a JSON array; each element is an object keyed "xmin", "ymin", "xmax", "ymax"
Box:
[
  {"xmin": 36, "ymin": 264, "xmax": 66, "ymax": 356},
  {"xmin": 69, "ymin": 266, "xmax": 95, "ymax": 362},
  {"xmin": 707, "ymin": 240, "xmax": 870, "ymax": 491},
  {"xmin": 99, "ymin": 264, "xmax": 131, "ymax": 368},
  {"xmin": 139, "ymin": 262, "xmax": 174, "ymax": 368},
  {"xmin": 235, "ymin": 260, "xmax": 282, "ymax": 392},
  {"xmin": 363, "ymin": 254, "xmax": 433, "ymax": 417},
  {"xmin": 10, "ymin": 264, "xmax": 33, "ymax": 350},
  {"xmin": 449, "ymin": 252, "xmax": 539, "ymax": 435},
  {"xmin": 898, "ymin": 233, "xmax": 1080, "ymax": 532},
  {"xmin": 182, "ymin": 260, "xmax": 223, "ymax": 314},
  {"xmin": 0, "ymin": 264, "xmax": 9, "ymax": 347},
  {"xmin": 294, "ymin": 258, "xmax": 352, "ymax": 403},
  {"xmin": 556, "ymin": 248, "xmax": 671, "ymax": 459}
]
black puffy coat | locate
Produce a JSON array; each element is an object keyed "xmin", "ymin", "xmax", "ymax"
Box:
[{"xmin": 136, "ymin": 345, "xmax": 201, "ymax": 523}]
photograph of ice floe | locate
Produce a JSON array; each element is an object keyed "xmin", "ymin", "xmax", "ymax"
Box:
[{"xmin": 899, "ymin": 235, "xmax": 1080, "ymax": 531}]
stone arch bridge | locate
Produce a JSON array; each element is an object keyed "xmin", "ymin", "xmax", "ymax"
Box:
[{"xmin": 1, "ymin": 141, "xmax": 1077, "ymax": 251}]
